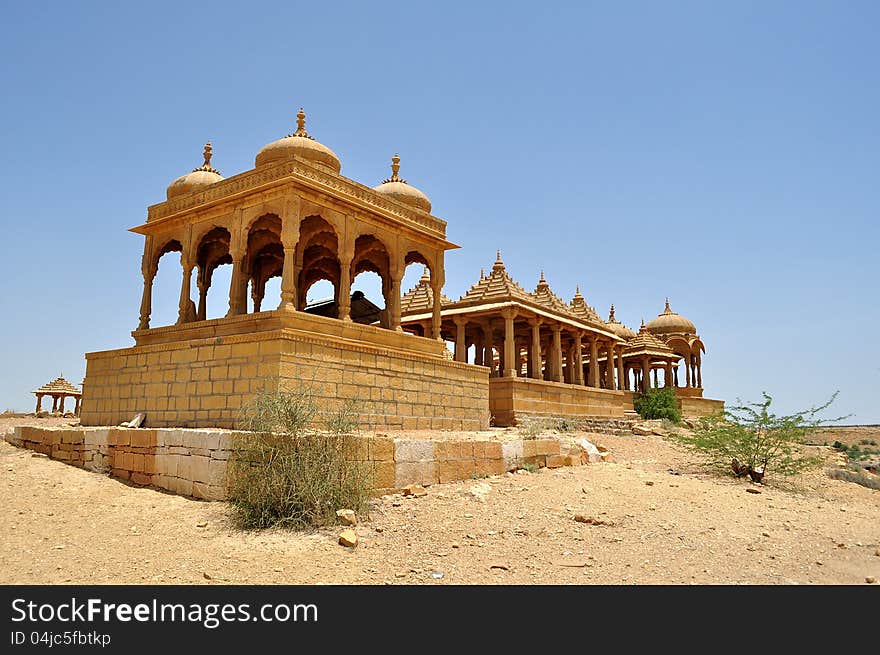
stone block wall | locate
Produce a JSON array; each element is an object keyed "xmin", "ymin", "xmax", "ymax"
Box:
[
  {"xmin": 489, "ymin": 377, "xmax": 627, "ymax": 426},
  {"xmin": 6, "ymin": 426, "xmax": 586, "ymax": 500},
  {"xmin": 81, "ymin": 320, "xmax": 488, "ymax": 431}
]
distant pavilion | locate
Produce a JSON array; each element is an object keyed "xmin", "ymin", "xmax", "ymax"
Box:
[{"xmin": 33, "ymin": 376, "xmax": 82, "ymax": 416}]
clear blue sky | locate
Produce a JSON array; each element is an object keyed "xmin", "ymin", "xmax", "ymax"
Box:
[{"xmin": 1, "ymin": 1, "xmax": 877, "ymax": 422}]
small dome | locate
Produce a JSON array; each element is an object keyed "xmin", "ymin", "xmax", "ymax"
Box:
[
  {"xmin": 606, "ymin": 305, "xmax": 636, "ymax": 340},
  {"xmin": 255, "ymin": 108, "xmax": 341, "ymax": 174},
  {"xmin": 646, "ymin": 298, "xmax": 697, "ymax": 335},
  {"xmin": 166, "ymin": 142, "xmax": 224, "ymax": 200},
  {"xmin": 372, "ymin": 154, "xmax": 432, "ymax": 213}
]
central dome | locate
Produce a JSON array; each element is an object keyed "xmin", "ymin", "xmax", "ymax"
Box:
[
  {"xmin": 255, "ymin": 108, "xmax": 341, "ymax": 174},
  {"xmin": 372, "ymin": 154, "xmax": 432, "ymax": 213}
]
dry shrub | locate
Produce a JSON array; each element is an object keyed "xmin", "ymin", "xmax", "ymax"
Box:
[{"xmin": 227, "ymin": 387, "xmax": 373, "ymax": 529}]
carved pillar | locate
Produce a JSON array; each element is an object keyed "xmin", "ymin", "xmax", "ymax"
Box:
[
  {"xmin": 338, "ymin": 245, "xmax": 354, "ymax": 321},
  {"xmin": 251, "ymin": 278, "xmax": 264, "ymax": 313},
  {"xmin": 673, "ymin": 366, "xmax": 679, "ymax": 387},
  {"xmin": 51, "ymin": 396, "xmax": 58, "ymax": 412},
  {"xmin": 225, "ymin": 248, "xmax": 246, "ymax": 317},
  {"xmin": 589, "ymin": 335, "xmax": 599, "ymax": 388},
  {"xmin": 605, "ymin": 342, "xmax": 616, "ymax": 390},
  {"xmin": 551, "ymin": 325, "xmax": 563, "ymax": 382},
  {"xmin": 196, "ymin": 275, "xmax": 208, "ymax": 321},
  {"xmin": 278, "ymin": 221, "xmax": 301, "ymax": 312},
  {"xmin": 529, "ymin": 319, "xmax": 542, "ymax": 380},
  {"xmin": 641, "ymin": 356, "xmax": 651, "ymax": 392},
  {"xmin": 176, "ymin": 256, "xmax": 195, "ymax": 325},
  {"xmin": 502, "ymin": 308, "xmax": 517, "ymax": 377},
  {"xmin": 453, "ymin": 317, "xmax": 467, "ymax": 363},
  {"xmin": 390, "ymin": 262, "xmax": 403, "ymax": 331},
  {"xmin": 665, "ymin": 360, "xmax": 673, "ymax": 387},
  {"xmin": 617, "ymin": 346, "xmax": 625, "ymax": 391},
  {"xmin": 137, "ymin": 261, "xmax": 157, "ymax": 331},
  {"xmin": 35, "ymin": 394, "xmax": 42, "ymax": 414},
  {"xmin": 483, "ymin": 323, "xmax": 496, "ymax": 375},
  {"xmin": 684, "ymin": 355, "xmax": 691, "ymax": 387},
  {"xmin": 74, "ymin": 396, "xmax": 80, "ymax": 416},
  {"xmin": 474, "ymin": 333, "xmax": 484, "ymax": 366},
  {"xmin": 574, "ymin": 333, "xmax": 584, "ymax": 385},
  {"xmin": 430, "ymin": 268, "xmax": 444, "ymax": 340},
  {"xmin": 696, "ymin": 356, "xmax": 703, "ymax": 388}
]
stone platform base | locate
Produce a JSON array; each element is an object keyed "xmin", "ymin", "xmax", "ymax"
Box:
[
  {"xmin": 6, "ymin": 426, "xmax": 590, "ymax": 500},
  {"xmin": 489, "ymin": 377, "xmax": 628, "ymax": 427},
  {"xmin": 80, "ymin": 310, "xmax": 489, "ymax": 431}
]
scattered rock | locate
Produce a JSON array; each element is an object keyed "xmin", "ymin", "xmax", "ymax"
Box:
[
  {"xmin": 874, "ymin": 548, "xmax": 880, "ymax": 557},
  {"xmin": 645, "ymin": 481, "xmax": 654, "ymax": 486},
  {"xmin": 31, "ymin": 453, "xmax": 47, "ymax": 459},
  {"xmin": 746, "ymin": 488, "xmax": 762, "ymax": 494},
  {"xmin": 866, "ymin": 577, "xmax": 876, "ymax": 584},
  {"xmin": 601, "ymin": 453, "xmax": 615, "ymax": 463},
  {"xmin": 431, "ymin": 571, "xmax": 444, "ymax": 580},
  {"xmin": 195, "ymin": 521, "xmax": 208, "ymax": 528},
  {"xmin": 467, "ymin": 482, "xmax": 492, "ymax": 501},
  {"xmin": 761, "ymin": 532, "xmax": 770, "ymax": 538},
  {"xmin": 338, "ymin": 530, "xmax": 358, "ymax": 548},
  {"xmin": 632, "ymin": 424, "xmax": 654, "ymax": 436},
  {"xmin": 203, "ymin": 572, "xmax": 212, "ymax": 580},
  {"xmin": 336, "ymin": 509, "xmax": 357, "ymax": 526},
  {"xmin": 651, "ymin": 428, "xmax": 669, "ymax": 437},
  {"xmin": 402, "ymin": 483, "xmax": 427, "ymax": 497},
  {"xmin": 576, "ymin": 439, "xmax": 603, "ymax": 463},
  {"xmin": 489, "ymin": 564, "xmax": 509, "ymax": 571},
  {"xmin": 574, "ymin": 515, "xmax": 613, "ymax": 526}
]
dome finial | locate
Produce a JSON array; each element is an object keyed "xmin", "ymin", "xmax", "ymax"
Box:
[
  {"xmin": 382, "ymin": 153, "xmax": 408, "ymax": 184},
  {"xmin": 664, "ymin": 297, "xmax": 672, "ymax": 313},
  {"xmin": 192, "ymin": 141, "xmax": 220, "ymax": 174},
  {"xmin": 609, "ymin": 304, "xmax": 616, "ymax": 321},
  {"xmin": 288, "ymin": 107, "xmax": 314, "ymax": 139},
  {"xmin": 419, "ymin": 266, "xmax": 430, "ymax": 284}
]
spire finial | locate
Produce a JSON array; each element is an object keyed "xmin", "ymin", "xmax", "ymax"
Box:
[
  {"xmin": 193, "ymin": 141, "xmax": 220, "ymax": 174},
  {"xmin": 419, "ymin": 266, "xmax": 430, "ymax": 284},
  {"xmin": 609, "ymin": 304, "xmax": 616, "ymax": 321},
  {"xmin": 576, "ymin": 284, "xmax": 580, "ymax": 294},
  {"xmin": 664, "ymin": 297, "xmax": 671, "ymax": 313},
  {"xmin": 492, "ymin": 249, "xmax": 505, "ymax": 274},
  {"xmin": 480, "ymin": 267, "xmax": 486, "ymax": 280},
  {"xmin": 539, "ymin": 270, "xmax": 546, "ymax": 282}
]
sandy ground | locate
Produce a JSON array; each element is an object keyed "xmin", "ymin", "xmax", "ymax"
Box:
[{"xmin": 1, "ymin": 417, "xmax": 878, "ymax": 585}]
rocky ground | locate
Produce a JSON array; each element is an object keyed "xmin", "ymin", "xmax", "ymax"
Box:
[{"xmin": 1, "ymin": 417, "xmax": 878, "ymax": 585}]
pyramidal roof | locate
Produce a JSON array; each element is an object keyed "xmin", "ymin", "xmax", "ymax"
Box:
[
  {"xmin": 458, "ymin": 251, "xmax": 535, "ymax": 305},
  {"xmin": 33, "ymin": 375, "xmax": 81, "ymax": 396},
  {"xmin": 400, "ymin": 267, "xmax": 452, "ymax": 314},
  {"xmin": 569, "ymin": 285, "xmax": 603, "ymax": 324},
  {"xmin": 624, "ymin": 321, "xmax": 676, "ymax": 357},
  {"xmin": 530, "ymin": 272, "xmax": 578, "ymax": 317}
]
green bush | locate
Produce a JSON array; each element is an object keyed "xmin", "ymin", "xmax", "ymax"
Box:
[
  {"xmin": 633, "ymin": 387, "xmax": 682, "ymax": 423},
  {"xmin": 669, "ymin": 391, "xmax": 847, "ymax": 482},
  {"xmin": 227, "ymin": 385, "xmax": 373, "ymax": 530}
]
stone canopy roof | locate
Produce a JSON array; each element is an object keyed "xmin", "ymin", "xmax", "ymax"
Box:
[
  {"xmin": 400, "ymin": 268, "xmax": 452, "ymax": 314},
  {"xmin": 456, "ymin": 251, "xmax": 535, "ymax": 305},
  {"xmin": 624, "ymin": 323, "xmax": 678, "ymax": 359},
  {"xmin": 33, "ymin": 376, "xmax": 81, "ymax": 397},
  {"xmin": 532, "ymin": 272, "xmax": 580, "ymax": 319}
]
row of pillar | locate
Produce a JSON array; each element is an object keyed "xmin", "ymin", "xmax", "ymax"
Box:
[
  {"xmin": 34, "ymin": 394, "xmax": 81, "ymax": 416},
  {"xmin": 450, "ymin": 312, "xmax": 626, "ymax": 391},
  {"xmin": 138, "ymin": 236, "xmax": 444, "ymax": 340}
]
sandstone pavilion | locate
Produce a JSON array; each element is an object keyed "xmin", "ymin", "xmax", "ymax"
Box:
[{"xmin": 79, "ymin": 108, "xmax": 722, "ymax": 430}]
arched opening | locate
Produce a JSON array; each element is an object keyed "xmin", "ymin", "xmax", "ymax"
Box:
[
  {"xmin": 351, "ymin": 234, "xmax": 390, "ymax": 328},
  {"xmin": 350, "ymin": 270, "xmax": 385, "ymax": 326},
  {"xmin": 150, "ymin": 239, "xmax": 183, "ymax": 328},
  {"xmin": 195, "ymin": 227, "xmax": 232, "ymax": 320},
  {"xmin": 246, "ymin": 214, "xmax": 283, "ymax": 313},
  {"xmin": 298, "ymin": 215, "xmax": 339, "ymax": 312}
]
